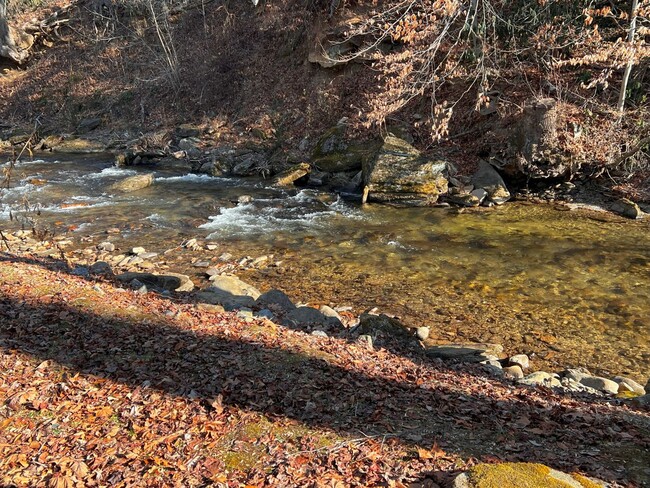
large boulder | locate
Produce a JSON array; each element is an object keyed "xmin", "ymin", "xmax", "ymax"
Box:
[
  {"xmin": 471, "ymin": 160, "xmax": 511, "ymax": 204},
  {"xmin": 311, "ymin": 124, "xmax": 380, "ymax": 173},
  {"xmin": 362, "ymin": 136, "xmax": 448, "ymax": 205},
  {"xmin": 110, "ymin": 173, "xmax": 154, "ymax": 192}
]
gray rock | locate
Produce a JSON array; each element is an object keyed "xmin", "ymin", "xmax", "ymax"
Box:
[
  {"xmin": 178, "ymin": 137, "xmax": 201, "ymax": 152},
  {"xmin": 116, "ymin": 272, "xmax": 194, "ymax": 292},
  {"xmin": 508, "ymin": 354, "xmax": 530, "ymax": 370},
  {"xmin": 97, "ymin": 241, "xmax": 115, "ymax": 252},
  {"xmin": 284, "ymin": 306, "xmax": 328, "ymax": 326},
  {"xmin": 611, "ymin": 198, "xmax": 642, "ymax": 219},
  {"xmin": 237, "ymin": 308, "xmax": 254, "ymax": 319},
  {"xmin": 481, "ymin": 360, "xmax": 504, "ymax": 376},
  {"xmin": 196, "ymin": 290, "xmax": 256, "ymax": 311},
  {"xmin": 89, "ymin": 261, "xmax": 112, "ymax": 275},
  {"xmin": 311, "ymin": 330, "xmax": 328, "ymax": 338},
  {"xmin": 631, "ymin": 394, "xmax": 650, "ymax": 407},
  {"xmin": 208, "ymin": 275, "xmax": 261, "ymax": 299},
  {"xmin": 471, "ymin": 160, "xmax": 511, "ymax": 204},
  {"xmin": 614, "ymin": 376, "xmax": 646, "ymax": 396},
  {"xmin": 356, "ymin": 313, "xmax": 415, "ymax": 342},
  {"xmin": 138, "ymin": 252, "xmax": 158, "ymax": 260},
  {"xmin": 503, "ymin": 365, "xmax": 524, "ymax": 379},
  {"xmin": 193, "ymin": 261, "xmax": 211, "ymax": 268},
  {"xmin": 131, "ymin": 247, "xmax": 146, "ymax": 255},
  {"xmin": 416, "ymin": 326, "xmax": 430, "ymax": 341},
  {"xmin": 356, "ymin": 334, "xmax": 373, "ymax": 349},
  {"xmin": 256, "ymin": 309, "xmax": 275, "ymax": 320},
  {"xmin": 519, "ymin": 371, "xmax": 561, "ymax": 387},
  {"xmin": 362, "ymin": 136, "xmax": 449, "ymax": 205},
  {"xmin": 256, "ymin": 289, "xmax": 296, "ymax": 311},
  {"xmin": 110, "ymin": 174, "xmax": 154, "ymax": 193},
  {"xmin": 564, "ymin": 369, "xmax": 619, "ymax": 395},
  {"xmin": 425, "ymin": 343, "xmax": 503, "ymax": 362},
  {"xmin": 470, "ymin": 188, "xmax": 488, "ymax": 204}
]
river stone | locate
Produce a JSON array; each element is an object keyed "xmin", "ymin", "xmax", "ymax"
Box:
[
  {"xmin": 50, "ymin": 137, "xmax": 107, "ymax": 154},
  {"xmin": 131, "ymin": 247, "xmax": 146, "ymax": 255},
  {"xmin": 613, "ymin": 376, "xmax": 646, "ymax": 396},
  {"xmin": 519, "ymin": 371, "xmax": 561, "ymax": 387},
  {"xmin": 256, "ymin": 289, "xmax": 296, "ymax": 311},
  {"xmin": 610, "ymin": 198, "xmax": 642, "ymax": 219},
  {"xmin": 471, "ymin": 160, "xmax": 511, "ymax": 204},
  {"xmin": 564, "ymin": 369, "xmax": 619, "ymax": 395},
  {"xmin": 273, "ymin": 163, "xmax": 311, "ymax": 186},
  {"xmin": 98, "ymin": 241, "xmax": 115, "ymax": 252},
  {"xmin": 208, "ymin": 275, "xmax": 261, "ymax": 299},
  {"xmin": 283, "ymin": 306, "xmax": 328, "ymax": 326},
  {"xmin": 362, "ymin": 136, "xmax": 449, "ymax": 205},
  {"xmin": 356, "ymin": 313, "xmax": 414, "ymax": 342},
  {"xmin": 110, "ymin": 173, "xmax": 154, "ymax": 193},
  {"xmin": 503, "ymin": 365, "xmax": 524, "ymax": 380},
  {"xmin": 452, "ymin": 462, "xmax": 608, "ymax": 488},
  {"xmin": 425, "ymin": 343, "xmax": 503, "ymax": 362},
  {"xmin": 116, "ymin": 272, "xmax": 194, "ymax": 292},
  {"xmin": 416, "ymin": 327, "xmax": 430, "ymax": 341},
  {"xmin": 509, "ymin": 354, "xmax": 530, "ymax": 370}
]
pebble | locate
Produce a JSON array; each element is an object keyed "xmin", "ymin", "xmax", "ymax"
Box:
[
  {"xmin": 131, "ymin": 247, "xmax": 146, "ymax": 255},
  {"xmin": 311, "ymin": 330, "xmax": 328, "ymax": 338},
  {"xmin": 205, "ymin": 244, "xmax": 218, "ymax": 251},
  {"xmin": 193, "ymin": 261, "xmax": 211, "ymax": 268},
  {"xmin": 219, "ymin": 253, "xmax": 233, "ymax": 262}
]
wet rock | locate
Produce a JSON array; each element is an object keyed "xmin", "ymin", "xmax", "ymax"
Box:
[
  {"xmin": 273, "ymin": 163, "xmax": 311, "ymax": 186},
  {"xmin": 110, "ymin": 173, "xmax": 154, "ymax": 193},
  {"xmin": 238, "ymin": 195, "xmax": 254, "ymax": 204},
  {"xmin": 452, "ymin": 462, "xmax": 608, "ymax": 488},
  {"xmin": 256, "ymin": 289, "xmax": 296, "ymax": 311},
  {"xmin": 471, "ymin": 160, "xmax": 511, "ymax": 204},
  {"xmin": 362, "ymin": 136, "xmax": 449, "ymax": 205},
  {"xmin": 508, "ymin": 354, "xmax": 530, "ymax": 370},
  {"xmin": 519, "ymin": 371, "xmax": 561, "ymax": 387},
  {"xmin": 208, "ymin": 275, "xmax": 261, "ymax": 299},
  {"xmin": 116, "ymin": 272, "xmax": 194, "ymax": 292},
  {"xmin": 503, "ymin": 365, "xmax": 524, "ymax": 380},
  {"xmin": 425, "ymin": 343, "xmax": 503, "ymax": 362},
  {"xmin": 98, "ymin": 241, "xmax": 115, "ymax": 252},
  {"xmin": 470, "ymin": 188, "xmax": 488, "ymax": 204},
  {"xmin": 613, "ymin": 376, "xmax": 646, "ymax": 396},
  {"xmin": 610, "ymin": 198, "xmax": 642, "ymax": 219},
  {"xmin": 283, "ymin": 306, "xmax": 328, "ymax": 326},
  {"xmin": 416, "ymin": 327, "xmax": 430, "ymax": 341}
]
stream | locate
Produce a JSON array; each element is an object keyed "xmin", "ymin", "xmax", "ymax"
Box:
[{"xmin": 2, "ymin": 154, "xmax": 650, "ymax": 382}]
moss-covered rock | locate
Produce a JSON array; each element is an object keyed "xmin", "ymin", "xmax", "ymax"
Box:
[{"xmin": 453, "ymin": 462, "xmax": 607, "ymax": 488}]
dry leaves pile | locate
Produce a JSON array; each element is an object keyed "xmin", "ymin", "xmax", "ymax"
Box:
[{"xmin": 0, "ymin": 254, "xmax": 648, "ymax": 487}]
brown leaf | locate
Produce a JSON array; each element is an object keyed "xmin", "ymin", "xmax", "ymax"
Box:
[
  {"xmin": 69, "ymin": 460, "xmax": 90, "ymax": 479},
  {"xmin": 47, "ymin": 472, "xmax": 74, "ymax": 488}
]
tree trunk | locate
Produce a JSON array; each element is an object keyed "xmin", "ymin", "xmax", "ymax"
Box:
[{"xmin": 0, "ymin": 0, "xmax": 33, "ymax": 64}]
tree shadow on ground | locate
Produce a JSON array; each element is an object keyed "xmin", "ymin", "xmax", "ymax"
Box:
[{"xmin": 0, "ymin": 258, "xmax": 649, "ymax": 486}]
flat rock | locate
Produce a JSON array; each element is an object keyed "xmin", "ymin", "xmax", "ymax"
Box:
[
  {"xmin": 195, "ymin": 290, "xmax": 256, "ymax": 310},
  {"xmin": 208, "ymin": 275, "xmax": 261, "ymax": 299},
  {"xmin": 116, "ymin": 272, "xmax": 194, "ymax": 292},
  {"xmin": 425, "ymin": 343, "xmax": 503, "ymax": 362},
  {"xmin": 110, "ymin": 174, "xmax": 154, "ymax": 193}
]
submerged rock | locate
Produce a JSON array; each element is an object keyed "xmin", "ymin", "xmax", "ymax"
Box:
[
  {"xmin": 362, "ymin": 136, "xmax": 448, "ymax": 205},
  {"xmin": 110, "ymin": 173, "xmax": 154, "ymax": 193}
]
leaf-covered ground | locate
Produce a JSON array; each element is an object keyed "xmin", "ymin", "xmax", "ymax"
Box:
[{"xmin": 0, "ymin": 253, "xmax": 649, "ymax": 487}]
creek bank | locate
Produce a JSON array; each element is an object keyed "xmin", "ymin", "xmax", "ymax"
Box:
[{"xmin": 3, "ymin": 228, "xmax": 648, "ymax": 404}]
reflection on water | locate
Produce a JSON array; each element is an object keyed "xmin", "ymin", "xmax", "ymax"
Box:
[{"xmin": 2, "ymin": 155, "xmax": 650, "ymax": 381}]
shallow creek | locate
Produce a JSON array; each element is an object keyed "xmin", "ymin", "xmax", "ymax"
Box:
[{"xmin": 2, "ymin": 154, "xmax": 650, "ymax": 382}]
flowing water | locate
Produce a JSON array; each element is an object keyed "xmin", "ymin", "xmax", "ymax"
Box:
[{"xmin": 2, "ymin": 154, "xmax": 650, "ymax": 382}]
